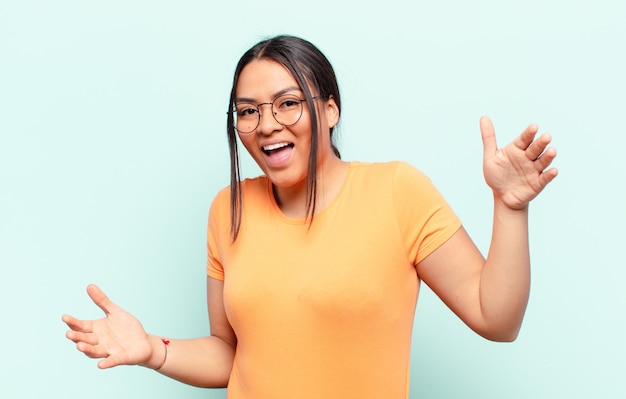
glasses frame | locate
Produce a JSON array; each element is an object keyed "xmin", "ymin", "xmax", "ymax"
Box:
[{"xmin": 230, "ymin": 94, "xmax": 322, "ymax": 134}]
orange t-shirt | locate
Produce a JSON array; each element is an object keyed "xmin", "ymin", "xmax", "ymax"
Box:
[{"xmin": 207, "ymin": 161, "xmax": 461, "ymax": 399}]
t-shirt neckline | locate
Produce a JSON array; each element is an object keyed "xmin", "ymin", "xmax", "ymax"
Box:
[{"xmin": 265, "ymin": 161, "xmax": 358, "ymax": 224}]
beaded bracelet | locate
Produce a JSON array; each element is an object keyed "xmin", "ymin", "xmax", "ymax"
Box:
[{"xmin": 154, "ymin": 338, "xmax": 170, "ymax": 370}]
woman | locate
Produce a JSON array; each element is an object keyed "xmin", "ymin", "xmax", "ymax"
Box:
[{"xmin": 63, "ymin": 35, "xmax": 558, "ymax": 398}]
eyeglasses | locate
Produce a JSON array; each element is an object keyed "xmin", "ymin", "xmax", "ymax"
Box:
[{"xmin": 232, "ymin": 94, "xmax": 321, "ymax": 134}]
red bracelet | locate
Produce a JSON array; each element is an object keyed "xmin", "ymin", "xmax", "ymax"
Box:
[{"xmin": 154, "ymin": 338, "xmax": 170, "ymax": 371}]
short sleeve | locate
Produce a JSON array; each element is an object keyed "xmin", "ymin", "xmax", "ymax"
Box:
[
  {"xmin": 392, "ymin": 162, "xmax": 461, "ymax": 265},
  {"xmin": 206, "ymin": 187, "xmax": 230, "ymax": 281}
]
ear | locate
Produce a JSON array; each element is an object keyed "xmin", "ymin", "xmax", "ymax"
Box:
[{"xmin": 323, "ymin": 95, "xmax": 340, "ymax": 128}]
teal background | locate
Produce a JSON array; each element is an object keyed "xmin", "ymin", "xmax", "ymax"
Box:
[{"xmin": 1, "ymin": 1, "xmax": 625, "ymax": 398}]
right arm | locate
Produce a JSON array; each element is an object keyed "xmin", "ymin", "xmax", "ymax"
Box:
[{"xmin": 62, "ymin": 278, "xmax": 236, "ymax": 388}]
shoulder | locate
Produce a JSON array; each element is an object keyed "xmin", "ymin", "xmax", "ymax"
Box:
[
  {"xmin": 350, "ymin": 160, "xmax": 431, "ymax": 186},
  {"xmin": 349, "ymin": 161, "xmax": 446, "ymax": 209},
  {"xmin": 208, "ymin": 175, "xmax": 270, "ymax": 234},
  {"xmin": 210, "ymin": 175, "xmax": 269, "ymax": 210}
]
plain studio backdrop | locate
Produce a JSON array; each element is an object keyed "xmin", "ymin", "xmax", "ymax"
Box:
[{"xmin": 1, "ymin": 1, "xmax": 624, "ymax": 398}]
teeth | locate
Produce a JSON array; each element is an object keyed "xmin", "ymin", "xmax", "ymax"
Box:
[{"xmin": 263, "ymin": 142, "xmax": 290, "ymax": 152}]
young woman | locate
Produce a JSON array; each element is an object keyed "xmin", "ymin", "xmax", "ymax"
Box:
[{"xmin": 63, "ymin": 35, "xmax": 558, "ymax": 398}]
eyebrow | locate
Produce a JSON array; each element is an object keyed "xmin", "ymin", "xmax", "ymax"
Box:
[{"xmin": 235, "ymin": 86, "xmax": 303, "ymax": 104}]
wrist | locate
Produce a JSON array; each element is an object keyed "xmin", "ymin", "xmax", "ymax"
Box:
[
  {"xmin": 141, "ymin": 335, "xmax": 169, "ymax": 370},
  {"xmin": 154, "ymin": 338, "xmax": 170, "ymax": 370},
  {"xmin": 493, "ymin": 194, "xmax": 529, "ymax": 215}
]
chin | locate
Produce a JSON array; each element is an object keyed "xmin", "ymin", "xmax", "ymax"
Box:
[{"xmin": 266, "ymin": 170, "xmax": 307, "ymax": 189}]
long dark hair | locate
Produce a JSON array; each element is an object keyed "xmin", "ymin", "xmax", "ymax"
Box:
[{"xmin": 226, "ymin": 35, "xmax": 342, "ymax": 240}]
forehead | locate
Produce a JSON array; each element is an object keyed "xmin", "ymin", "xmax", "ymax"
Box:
[{"xmin": 236, "ymin": 59, "xmax": 302, "ymax": 99}]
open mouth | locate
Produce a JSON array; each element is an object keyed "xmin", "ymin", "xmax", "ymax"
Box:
[{"xmin": 262, "ymin": 142, "xmax": 294, "ymax": 155}]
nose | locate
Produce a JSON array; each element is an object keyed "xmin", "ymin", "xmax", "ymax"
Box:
[{"xmin": 257, "ymin": 103, "xmax": 282, "ymax": 135}]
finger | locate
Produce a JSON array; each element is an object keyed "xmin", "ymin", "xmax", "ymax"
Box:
[
  {"xmin": 480, "ymin": 116, "xmax": 497, "ymax": 156},
  {"xmin": 526, "ymin": 133, "xmax": 552, "ymax": 161},
  {"xmin": 513, "ymin": 123, "xmax": 539, "ymax": 151},
  {"xmin": 62, "ymin": 314, "xmax": 92, "ymax": 333},
  {"xmin": 539, "ymin": 167, "xmax": 559, "ymax": 187},
  {"xmin": 66, "ymin": 330, "xmax": 99, "ymax": 346},
  {"xmin": 77, "ymin": 341, "xmax": 109, "ymax": 359},
  {"xmin": 534, "ymin": 146, "xmax": 557, "ymax": 172},
  {"xmin": 86, "ymin": 284, "xmax": 120, "ymax": 315},
  {"xmin": 98, "ymin": 355, "xmax": 122, "ymax": 369}
]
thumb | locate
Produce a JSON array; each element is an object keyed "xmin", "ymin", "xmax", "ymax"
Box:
[
  {"xmin": 86, "ymin": 284, "xmax": 119, "ymax": 315},
  {"xmin": 97, "ymin": 355, "xmax": 123, "ymax": 369},
  {"xmin": 479, "ymin": 115, "xmax": 497, "ymax": 157}
]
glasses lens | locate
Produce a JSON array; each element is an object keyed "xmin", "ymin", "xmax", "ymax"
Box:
[
  {"xmin": 272, "ymin": 95, "xmax": 303, "ymax": 126},
  {"xmin": 235, "ymin": 104, "xmax": 259, "ymax": 134}
]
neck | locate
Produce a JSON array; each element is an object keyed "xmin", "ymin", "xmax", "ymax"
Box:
[{"xmin": 273, "ymin": 156, "xmax": 348, "ymax": 219}]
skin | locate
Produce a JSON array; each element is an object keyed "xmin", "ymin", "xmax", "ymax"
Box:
[
  {"xmin": 62, "ymin": 58, "xmax": 558, "ymax": 387},
  {"xmin": 235, "ymin": 59, "xmax": 347, "ymax": 217}
]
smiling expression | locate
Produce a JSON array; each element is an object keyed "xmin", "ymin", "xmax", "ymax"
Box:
[{"xmin": 235, "ymin": 59, "xmax": 338, "ymax": 191}]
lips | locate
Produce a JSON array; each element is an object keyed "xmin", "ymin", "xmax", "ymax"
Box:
[
  {"xmin": 262, "ymin": 142, "xmax": 294, "ymax": 155},
  {"xmin": 261, "ymin": 141, "xmax": 294, "ymax": 168}
]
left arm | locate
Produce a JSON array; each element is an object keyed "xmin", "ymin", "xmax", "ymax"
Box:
[{"xmin": 416, "ymin": 116, "xmax": 558, "ymax": 342}]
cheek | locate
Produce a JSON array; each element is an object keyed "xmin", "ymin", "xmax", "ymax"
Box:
[{"xmin": 293, "ymin": 115, "xmax": 315, "ymax": 144}]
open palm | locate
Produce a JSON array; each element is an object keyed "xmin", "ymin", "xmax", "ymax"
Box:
[
  {"xmin": 62, "ymin": 284, "xmax": 152, "ymax": 369},
  {"xmin": 480, "ymin": 116, "xmax": 558, "ymax": 210}
]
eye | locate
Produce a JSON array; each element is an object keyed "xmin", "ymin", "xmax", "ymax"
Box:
[
  {"xmin": 236, "ymin": 104, "xmax": 258, "ymax": 117},
  {"xmin": 276, "ymin": 96, "xmax": 301, "ymax": 110}
]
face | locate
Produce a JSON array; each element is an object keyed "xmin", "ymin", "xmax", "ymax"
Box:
[{"xmin": 235, "ymin": 59, "xmax": 339, "ymax": 190}]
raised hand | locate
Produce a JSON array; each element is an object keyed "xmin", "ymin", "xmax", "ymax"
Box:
[
  {"xmin": 480, "ymin": 116, "xmax": 558, "ymax": 210},
  {"xmin": 62, "ymin": 284, "xmax": 154, "ymax": 369}
]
